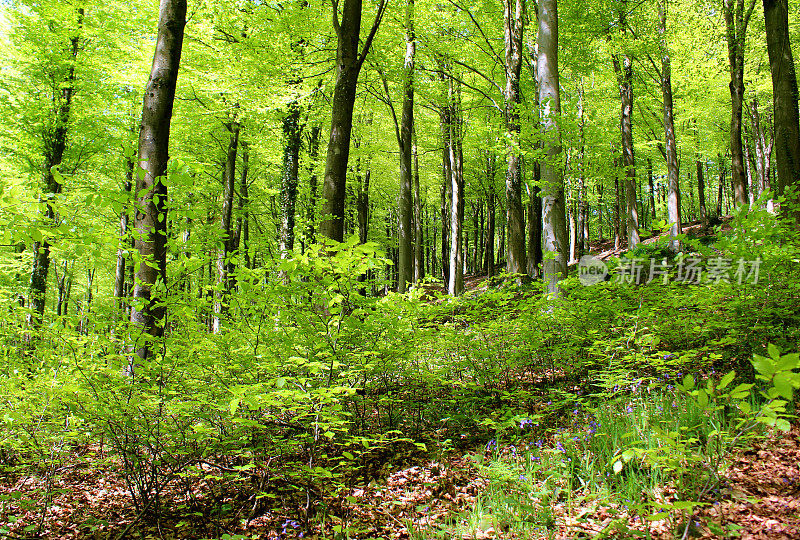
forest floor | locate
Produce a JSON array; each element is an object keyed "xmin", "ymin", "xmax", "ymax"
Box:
[
  {"xmin": 1, "ymin": 420, "xmax": 798, "ymax": 539},
  {"xmin": 3, "ymin": 216, "xmax": 799, "ymax": 539}
]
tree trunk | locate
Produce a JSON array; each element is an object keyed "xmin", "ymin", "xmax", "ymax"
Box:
[
  {"xmin": 232, "ymin": 141, "xmax": 250, "ymax": 271},
  {"xmin": 413, "ymin": 129, "xmax": 424, "ymax": 283},
  {"xmin": 504, "ymin": 0, "xmax": 527, "ymax": 279},
  {"xmin": 306, "ymin": 125, "xmax": 321, "ymax": 245},
  {"xmin": 537, "ymin": 0, "xmax": 567, "ymax": 295},
  {"xmin": 597, "ymin": 182, "xmax": 604, "ymax": 242},
  {"xmin": 397, "ymin": 0, "xmax": 415, "ymax": 292},
  {"xmin": 647, "ymin": 158, "xmax": 656, "ymax": 221},
  {"xmin": 114, "ymin": 147, "xmax": 134, "ymax": 310},
  {"xmin": 697, "ymin": 159, "xmax": 708, "ymax": 223},
  {"xmin": 448, "ymin": 79, "xmax": 464, "ymax": 296},
  {"xmin": 613, "ymin": 166, "xmax": 621, "ymax": 250},
  {"xmin": 213, "ymin": 120, "xmax": 240, "ymax": 334},
  {"xmin": 130, "ymin": 0, "xmax": 187, "ymax": 362},
  {"xmin": 527, "ymin": 176, "xmax": 542, "ymax": 278},
  {"xmin": 717, "ymin": 154, "xmax": 726, "ymax": 216},
  {"xmin": 612, "ymin": 1, "xmax": 640, "ymax": 249},
  {"xmin": 763, "ymin": 0, "xmax": 800, "ymax": 223},
  {"xmin": 320, "ymin": 0, "xmax": 386, "ymax": 242},
  {"xmin": 439, "ymin": 91, "xmax": 452, "ymax": 285},
  {"xmin": 568, "ymin": 202, "xmax": 577, "ymax": 263},
  {"xmin": 28, "ymin": 8, "xmax": 84, "ymax": 327},
  {"xmin": 357, "ymin": 169, "xmax": 370, "ymax": 244},
  {"xmin": 486, "ymin": 155, "xmax": 496, "ymax": 278},
  {"xmin": 659, "ymin": 0, "xmax": 682, "ymax": 251},
  {"xmin": 279, "ymin": 105, "xmax": 303, "ymax": 255},
  {"xmin": 576, "ymin": 80, "xmax": 587, "ymax": 258},
  {"xmin": 723, "ymin": 0, "xmax": 757, "ymax": 206}
]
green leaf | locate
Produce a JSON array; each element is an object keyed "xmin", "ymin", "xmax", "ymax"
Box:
[
  {"xmin": 773, "ymin": 374, "xmax": 794, "ymax": 401},
  {"xmin": 718, "ymin": 370, "xmax": 735, "ymax": 390},
  {"xmin": 768, "ymin": 343, "xmax": 781, "ymax": 360}
]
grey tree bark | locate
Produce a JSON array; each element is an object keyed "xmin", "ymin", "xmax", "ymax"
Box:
[
  {"xmin": 28, "ymin": 8, "xmax": 84, "ymax": 327},
  {"xmin": 612, "ymin": 2, "xmax": 640, "ymax": 249},
  {"xmin": 413, "ymin": 129, "xmax": 424, "ymax": 283},
  {"xmin": 485, "ymin": 153, "xmax": 496, "ymax": 278},
  {"xmin": 447, "ymin": 78, "xmax": 464, "ymax": 296},
  {"xmin": 723, "ymin": 0, "xmax": 757, "ymax": 206},
  {"xmin": 278, "ymin": 104, "xmax": 303, "ymax": 256},
  {"xmin": 763, "ymin": 0, "xmax": 800, "ymax": 224},
  {"xmin": 319, "ymin": 0, "xmax": 387, "ymax": 242},
  {"xmin": 114, "ymin": 146, "xmax": 134, "ymax": 310},
  {"xmin": 537, "ymin": 0, "xmax": 567, "ymax": 295},
  {"xmin": 504, "ymin": 0, "xmax": 527, "ymax": 279},
  {"xmin": 130, "ymin": 0, "xmax": 187, "ymax": 362},
  {"xmin": 658, "ymin": 0, "xmax": 682, "ymax": 251},
  {"xmin": 212, "ymin": 120, "xmax": 240, "ymax": 334},
  {"xmin": 397, "ymin": 0, "xmax": 415, "ymax": 292}
]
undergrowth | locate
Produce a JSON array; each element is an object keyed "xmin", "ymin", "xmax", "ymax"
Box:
[{"xmin": 0, "ymin": 208, "xmax": 799, "ymax": 538}]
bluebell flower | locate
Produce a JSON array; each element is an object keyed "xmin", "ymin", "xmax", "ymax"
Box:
[
  {"xmin": 486, "ymin": 439, "xmax": 497, "ymax": 451},
  {"xmin": 556, "ymin": 442, "xmax": 565, "ymax": 452}
]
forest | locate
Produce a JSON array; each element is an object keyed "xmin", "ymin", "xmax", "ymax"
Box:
[{"xmin": 1, "ymin": 0, "xmax": 800, "ymax": 537}]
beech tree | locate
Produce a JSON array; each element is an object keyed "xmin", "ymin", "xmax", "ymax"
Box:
[
  {"xmin": 130, "ymin": 0, "xmax": 187, "ymax": 362},
  {"xmin": 658, "ymin": 0, "xmax": 682, "ymax": 251},
  {"xmin": 537, "ymin": 0, "xmax": 567, "ymax": 295},
  {"xmin": 762, "ymin": 0, "xmax": 800, "ymax": 224},
  {"xmin": 27, "ymin": 7, "xmax": 84, "ymax": 327},
  {"xmin": 722, "ymin": 0, "xmax": 757, "ymax": 206},
  {"xmin": 319, "ymin": 0, "xmax": 387, "ymax": 242},
  {"xmin": 504, "ymin": 0, "xmax": 527, "ymax": 279}
]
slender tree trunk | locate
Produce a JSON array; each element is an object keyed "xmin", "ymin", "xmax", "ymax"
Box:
[
  {"xmin": 527, "ymin": 177, "xmax": 542, "ymax": 278},
  {"xmin": 717, "ymin": 154, "xmax": 726, "ymax": 216},
  {"xmin": 612, "ymin": 1, "xmax": 639, "ymax": 249},
  {"xmin": 613, "ymin": 165, "xmax": 621, "ymax": 250},
  {"xmin": 114, "ymin": 147, "xmax": 134, "ymax": 309},
  {"xmin": 320, "ymin": 0, "xmax": 386, "ymax": 242},
  {"xmin": 130, "ymin": 0, "xmax": 187, "ymax": 363},
  {"xmin": 413, "ymin": 129, "xmax": 424, "ymax": 283},
  {"xmin": 598, "ymin": 182, "xmax": 605, "ymax": 242},
  {"xmin": 279, "ymin": 105, "xmax": 303, "ymax": 255},
  {"xmin": 697, "ymin": 159, "xmax": 708, "ymax": 223},
  {"xmin": 306, "ymin": 125, "xmax": 321, "ymax": 245},
  {"xmin": 538, "ymin": 0, "xmax": 567, "ymax": 295},
  {"xmin": 357, "ymin": 169, "xmax": 370, "ymax": 244},
  {"xmin": 439, "ymin": 93, "xmax": 452, "ymax": 285},
  {"xmin": 213, "ymin": 121, "xmax": 240, "ymax": 334},
  {"xmin": 763, "ymin": 0, "xmax": 800, "ymax": 223},
  {"xmin": 659, "ymin": 0, "xmax": 682, "ymax": 251},
  {"xmin": 397, "ymin": 0, "xmax": 415, "ymax": 292},
  {"xmin": 568, "ymin": 202, "xmax": 577, "ymax": 263},
  {"xmin": 448, "ymin": 79, "xmax": 464, "ymax": 296},
  {"xmin": 576, "ymin": 80, "xmax": 587, "ymax": 258},
  {"xmin": 723, "ymin": 0, "xmax": 757, "ymax": 206},
  {"xmin": 647, "ymin": 158, "xmax": 656, "ymax": 221},
  {"xmin": 28, "ymin": 8, "xmax": 84, "ymax": 327},
  {"xmin": 231, "ymin": 142, "xmax": 250, "ymax": 273},
  {"xmin": 486, "ymin": 155, "xmax": 496, "ymax": 278},
  {"xmin": 504, "ymin": 0, "xmax": 527, "ymax": 279}
]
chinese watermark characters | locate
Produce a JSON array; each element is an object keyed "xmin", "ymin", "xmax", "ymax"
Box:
[{"xmin": 578, "ymin": 255, "xmax": 761, "ymax": 286}]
